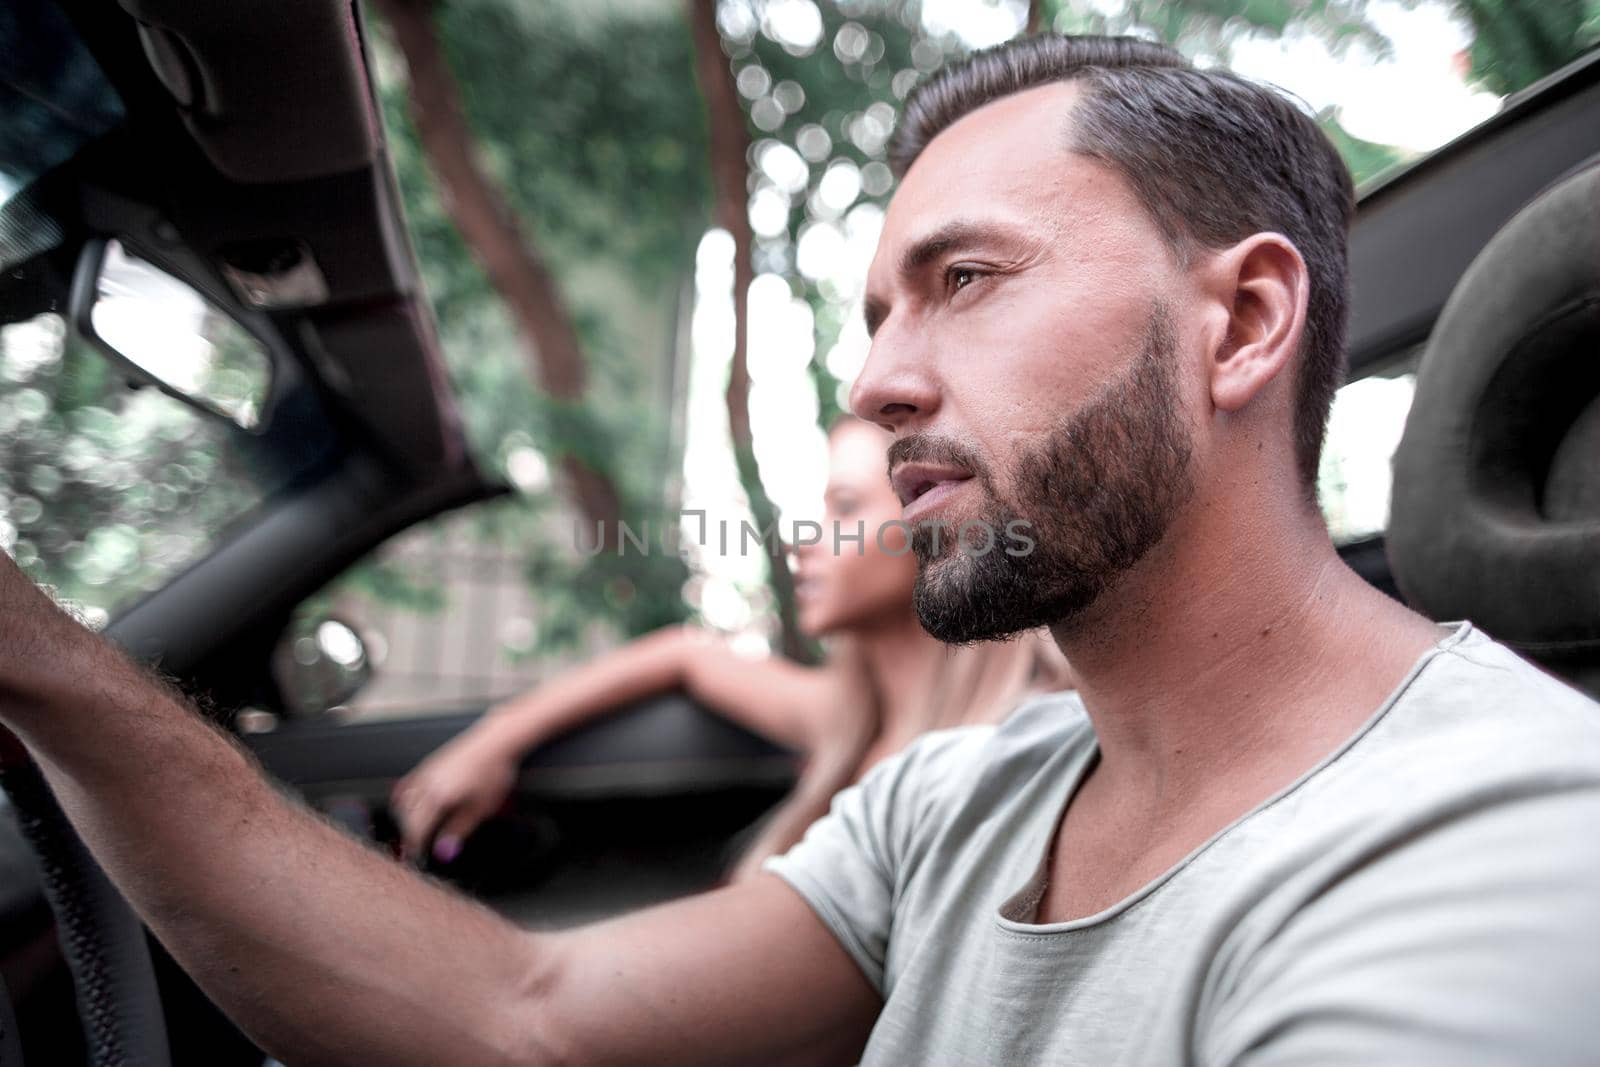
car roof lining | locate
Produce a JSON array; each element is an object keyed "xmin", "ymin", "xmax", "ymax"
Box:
[
  {"xmin": 116, "ymin": 0, "xmax": 379, "ymax": 183},
  {"xmin": 21, "ymin": 0, "xmax": 474, "ymax": 475}
]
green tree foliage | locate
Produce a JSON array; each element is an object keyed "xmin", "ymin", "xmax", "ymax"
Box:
[
  {"xmin": 1322, "ymin": 117, "xmax": 1405, "ymax": 185},
  {"xmin": 386, "ymin": 1, "xmax": 709, "ymax": 327},
  {"xmin": 361, "ymin": 0, "xmax": 716, "ymax": 651},
  {"xmin": 0, "ymin": 314, "xmax": 266, "ymax": 620},
  {"xmin": 1455, "ymin": 0, "xmax": 1600, "ymax": 96}
]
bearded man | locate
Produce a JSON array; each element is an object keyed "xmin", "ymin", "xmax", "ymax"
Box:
[{"xmin": 2, "ymin": 33, "xmax": 1597, "ymax": 1067}]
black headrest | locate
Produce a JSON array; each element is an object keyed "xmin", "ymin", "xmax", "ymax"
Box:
[{"xmin": 1388, "ymin": 159, "xmax": 1600, "ymax": 695}]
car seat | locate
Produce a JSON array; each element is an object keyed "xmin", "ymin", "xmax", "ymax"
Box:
[{"xmin": 1387, "ymin": 158, "xmax": 1600, "ymax": 697}]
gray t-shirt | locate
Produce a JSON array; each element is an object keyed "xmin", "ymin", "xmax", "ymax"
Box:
[{"xmin": 765, "ymin": 623, "xmax": 1600, "ymax": 1065}]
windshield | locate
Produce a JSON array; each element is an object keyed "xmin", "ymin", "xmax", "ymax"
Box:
[{"xmin": 0, "ymin": 0, "xmax": 124, "ymax": 209}]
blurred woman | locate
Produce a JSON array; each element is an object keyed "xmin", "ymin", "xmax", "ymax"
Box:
[{"xmin": 391, "ymin": 417, "xmax": 1072, "ymax": 881}]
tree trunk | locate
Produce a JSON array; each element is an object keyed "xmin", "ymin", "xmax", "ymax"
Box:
[
  {"xmin": 686, "ymin": 0, "xmax": 807, "ymax": 660},
  {"xmin": 375, "ymin": 0, "xmax": 621, "ymax": 542},
  {"xmin": 1028, "ymin": 0, "xmax": 1047, "ymax": 35}
]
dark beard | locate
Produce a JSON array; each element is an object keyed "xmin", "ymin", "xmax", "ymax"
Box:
[{"xmin": 900, "ymin": 304, "xmax": 1195, "ymax": 644}]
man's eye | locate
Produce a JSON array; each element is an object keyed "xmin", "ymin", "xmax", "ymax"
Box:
[{"xmin": 948, "ymin": 267, "xmax": 982, "ymax": 293}]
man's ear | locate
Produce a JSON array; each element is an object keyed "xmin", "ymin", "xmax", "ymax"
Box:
[{"xmin": 1205, "ymin": 233, "xmax": 1310, "ymax": 413}]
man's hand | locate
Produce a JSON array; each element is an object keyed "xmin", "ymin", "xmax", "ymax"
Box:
[{"xmin": 0, "ymin": 554, "xmax": 880, "ymax": 1065}]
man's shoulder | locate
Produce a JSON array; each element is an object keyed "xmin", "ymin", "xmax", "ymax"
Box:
[
  {"xmin": 1427, "ymin": 624, "xmax": 1599, "ymax": 707},
  {"xmin": 1383, "ymin": 625, "xmax": 1600, "ymax": 777},
  {"xmin": 1296, "ymin": 625, "xmax": 1600, "ymax": 849}
]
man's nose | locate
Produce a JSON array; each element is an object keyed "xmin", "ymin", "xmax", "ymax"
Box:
[{"xmin": 848, "ymin": 329, "xmax": 938, "ymax": 433}]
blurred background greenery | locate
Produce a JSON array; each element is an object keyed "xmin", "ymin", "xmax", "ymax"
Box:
[{"xmin": 3, "ymin": 0, "xmax": 1596, "ymax": 711}]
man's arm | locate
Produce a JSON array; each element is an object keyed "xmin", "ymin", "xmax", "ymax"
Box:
[{"xmin": 0, "ymin": 564, "xmax": 878, "ymax": 1066}]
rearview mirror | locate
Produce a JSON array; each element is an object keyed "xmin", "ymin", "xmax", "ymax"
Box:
[{"xmin": 72, "ymin": 238, "xmax": 273, "ymax": 430}]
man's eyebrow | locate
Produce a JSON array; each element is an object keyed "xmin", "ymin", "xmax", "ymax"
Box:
[{"xmin": 898, "ymin": 220, "xmax": 1026, "ymax": 275}]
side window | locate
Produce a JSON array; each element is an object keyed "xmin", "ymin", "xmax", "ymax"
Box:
[
  {"xmin": 0, "ymin": 313, "xmax": 269, "ymax": 624},
  {"xmin": 277, "ymin": 499, "xmax": 617, "ymax": 723},
  {"xmin": 1318, "ymin": 356, "xmax": 1420, "ymax": 545}
]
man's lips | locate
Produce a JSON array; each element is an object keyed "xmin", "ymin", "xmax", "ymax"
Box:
[{"xmin": 891, "ymin": 462, "xmax": 974, "ymax": 519}]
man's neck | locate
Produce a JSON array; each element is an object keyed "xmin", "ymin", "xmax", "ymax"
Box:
[{"xmin": 1052, "ymin": 482, "xmax": 1440, "ymax": 817}]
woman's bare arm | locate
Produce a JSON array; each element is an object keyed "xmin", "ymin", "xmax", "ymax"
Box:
[
  {"xmin": 488, "ymin": 624, "xmax": 830, "ymax": 753},
  {"xmin": 393, "ymin": 625, "xmax": 839, "ymax": 856}
]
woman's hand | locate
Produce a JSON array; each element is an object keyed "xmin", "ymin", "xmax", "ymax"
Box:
[{"xmin": 390, "ymin": 722, "xmax": 520, "ymax": 864}]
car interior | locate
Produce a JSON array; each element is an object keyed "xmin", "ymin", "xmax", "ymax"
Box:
[{"xmin": 0, "ymin": 1, "xmax": 1596, "ymax": 1064}]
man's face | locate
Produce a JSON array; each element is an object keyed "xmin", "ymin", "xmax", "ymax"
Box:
[{"xmin": 851, "ymin": 82, "xmax": 1203, "ymax": 642}]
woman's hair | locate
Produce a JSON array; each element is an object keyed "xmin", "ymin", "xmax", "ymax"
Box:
[{"xmin": 727, "ymin": 631, "xmax": 1072, "ymax": 881}]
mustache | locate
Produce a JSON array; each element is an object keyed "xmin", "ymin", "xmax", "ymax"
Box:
[{"xmin": 886, "ymin": 433, "xmax": 992, "ymax": 483}]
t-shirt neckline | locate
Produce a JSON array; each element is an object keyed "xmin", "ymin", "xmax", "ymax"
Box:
[{"xmin": 993, "ymin": 620, "xmax": 1476, "ymax": 936}]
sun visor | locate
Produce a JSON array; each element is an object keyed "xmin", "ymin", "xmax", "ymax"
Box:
[{"xmin": 120, "ymin": 0, "xmax": 379, "ymax": 183}]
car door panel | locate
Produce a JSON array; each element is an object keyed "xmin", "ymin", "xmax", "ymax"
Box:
[{"xmin": 244, "ymin": 694, "xmax": 797, "ymax": 923}]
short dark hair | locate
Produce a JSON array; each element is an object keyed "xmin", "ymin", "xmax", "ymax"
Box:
[{"xmin": 891, "ymin": 35, "xmax": 1355, "ymax": 494}]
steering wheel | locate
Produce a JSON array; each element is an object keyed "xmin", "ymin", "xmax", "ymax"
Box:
[{"xmin": 0, "ymin": 754, "xmax": 172, "ymax": 1067}]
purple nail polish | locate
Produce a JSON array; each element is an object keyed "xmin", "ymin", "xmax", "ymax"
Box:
[{"xmin": 433, "ymin": 835, "xmax": 462, "ymax": 863}]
